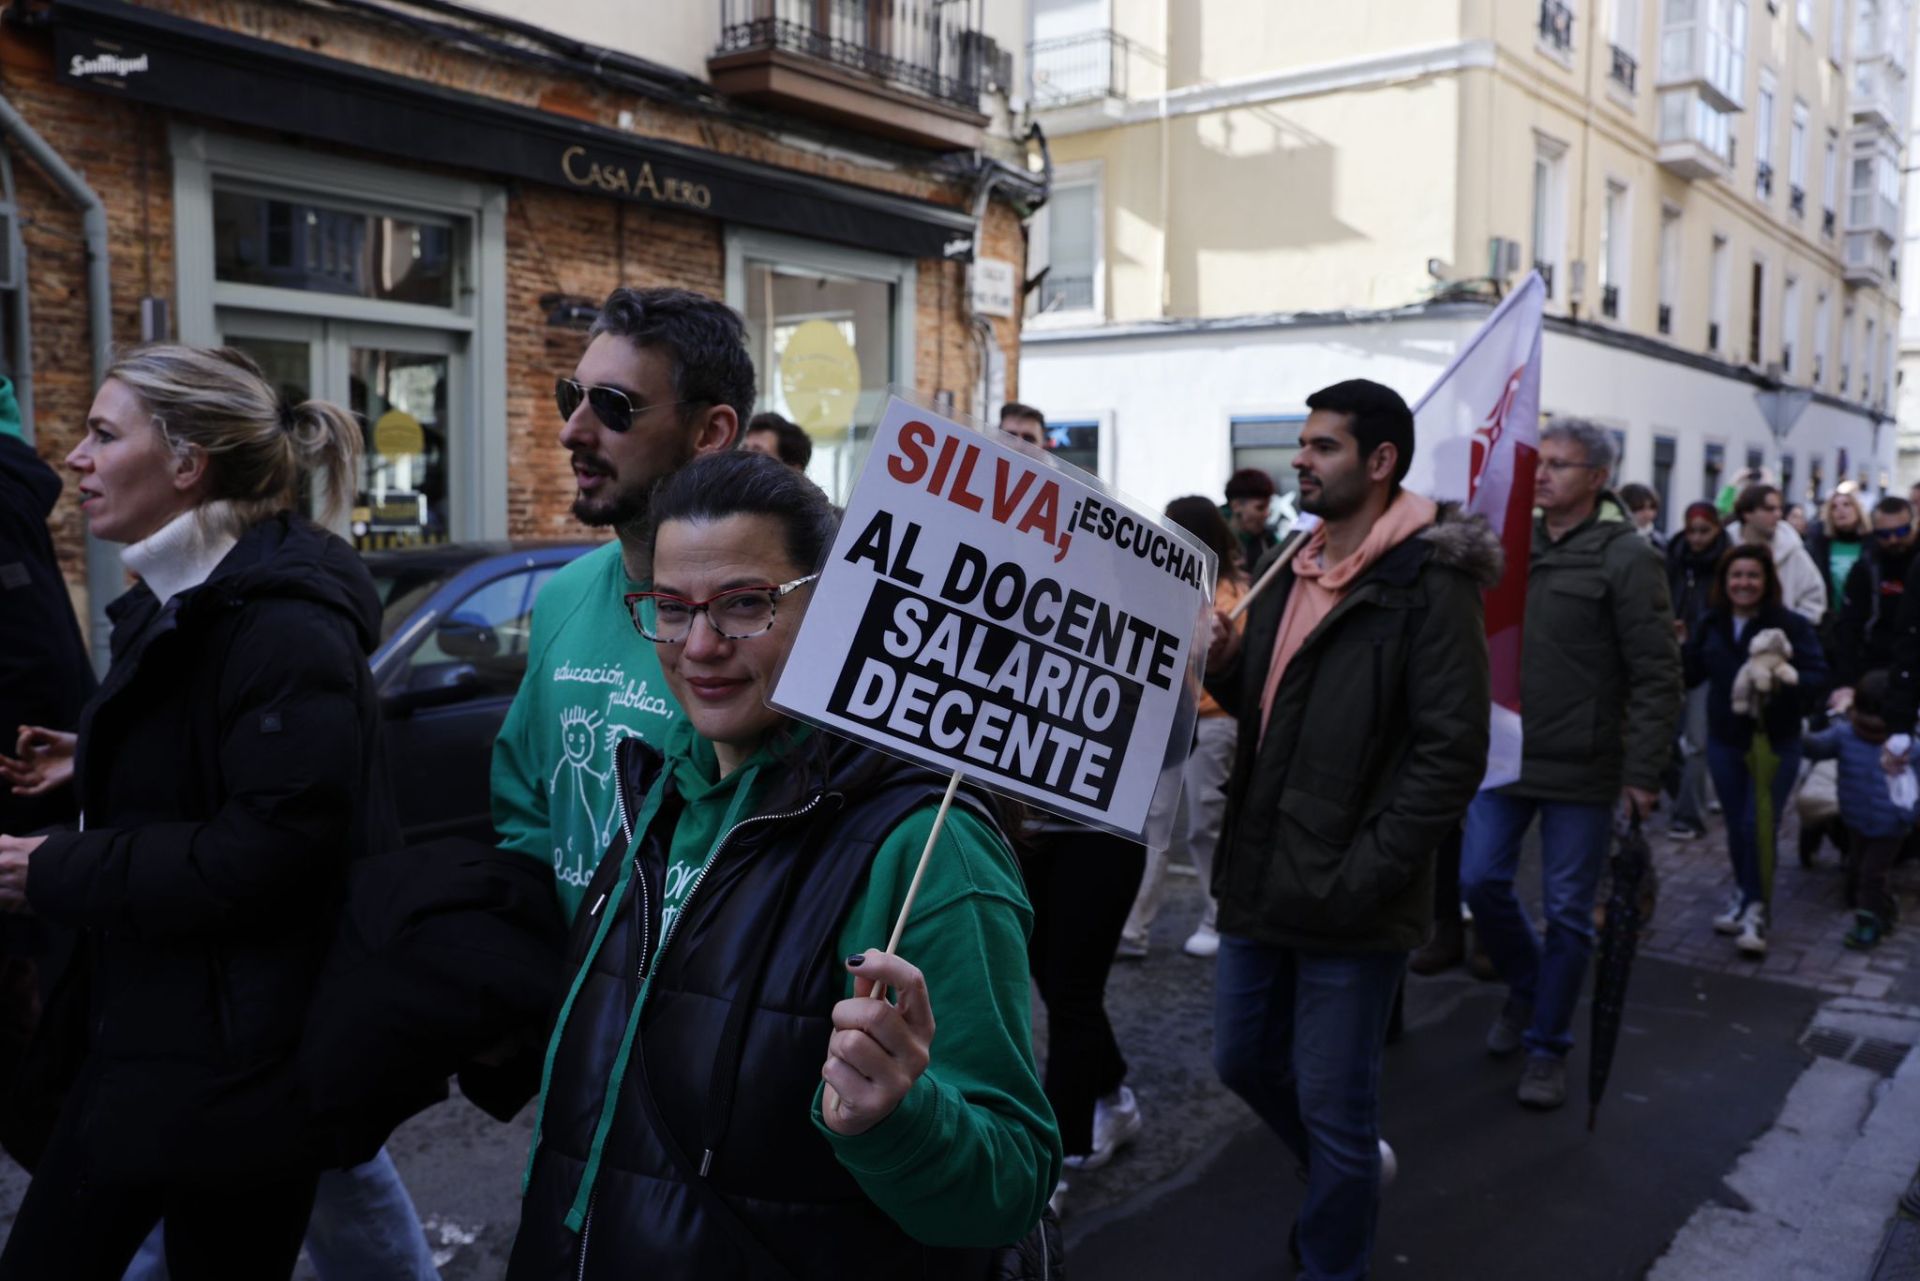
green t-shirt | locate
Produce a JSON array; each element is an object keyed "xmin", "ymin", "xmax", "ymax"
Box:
[
  {"xmin": 491, "ymin": 540, "xmax": 681, "ymax": 922},
  {"xmin": 539, "ymin": 715, "xmax": 1060, "ymax": 1248},
  {"xmin": 1826, "ymin": 537, "xmax": 1865, "ymax": 608}
]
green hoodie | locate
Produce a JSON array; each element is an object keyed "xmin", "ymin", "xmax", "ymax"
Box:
[
  {"xmin": 530, "ymin": 716, "xmax": 1061, "ymax": 1249},
  {"xmin": 491, "ymin": 541, "xmax": 681, "ymax": 921}
]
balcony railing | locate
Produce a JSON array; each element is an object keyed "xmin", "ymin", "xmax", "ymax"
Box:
[
  {"xmin": 1789, "ymin": 185, "xmax": 1805, "ymax": 217},
  {"xmin": 1658, "ymin": 302, "xmax": 1673, "ymax": 334},
  {"xmin": 1029, "ymin": 30, "xmax": 1132, "ymax": 107},
  {"xmin": 1535, "ymin": 260, "xmax": 1555, "ymax": 298},
  {"xmin": 1783, "ymin": 343, "xmax": 1793, "ymax": 374},
  {"xmin": 1540, "ymin": 0, "xmax": 1575, "ymax": 54},
  {"xmin": 1601, "ymin": 283, "xmax": 1620, "ymax": 318},
  {"xmin": 1814, "ymin": 356, "xmax": 1823, "ymax": 385},
  {"xmin": 1756, "ymin": 161, "xmax": 1774, "ymax": 199},
  {"xmin": 1708, "ymin": 320, "xmax": 1721, "ymax": 351},
  {"xmin": 1037, "ymin": 271, "xmax": 1094, "ymax": 314},
  {"xmin": 1824, "ymin": 207, "xmax": 1837, "ymax": 236},
  {"xmin": 1610, "ymin": 44, "xmax": 1638, "ymax": 91},
  {"xmin": 715, "ymin": 0, "xmax": 988, "ymax": 111}
]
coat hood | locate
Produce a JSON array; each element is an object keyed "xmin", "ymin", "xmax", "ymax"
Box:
[
  {"xmin": 116, "ymin": 512, "xmax": 383, "ymax": 656},
  {"xmin": 1423, "ymin": 503, "xmax": 1506, "ymax": 589}
]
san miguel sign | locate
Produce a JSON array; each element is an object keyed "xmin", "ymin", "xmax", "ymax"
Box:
[{"xmin": 49, "ymin": 0, "xmax": 976, "ymax": 261}]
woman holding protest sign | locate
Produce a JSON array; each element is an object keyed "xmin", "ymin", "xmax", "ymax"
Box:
[{"xmin": 509, "ymin": 450, "xmax": 1060, "ymax": 1280}]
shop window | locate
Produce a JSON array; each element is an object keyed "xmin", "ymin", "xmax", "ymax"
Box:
[
  {"xmin": 213, "ymin": 188, "xmax": 456, "ymax": 306},
  {"xmin": 729, "ymin": 229, "xmax": 915, "ymax": 504}
]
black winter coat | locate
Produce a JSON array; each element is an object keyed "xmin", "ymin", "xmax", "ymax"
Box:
[
  {"xmin": 0, "ymin": 433, "xmax": 95, "ymax": 835},
  {"xmin": 6, "ymin": 513, "xmax": 398, "ymax": 1180},
  {"xmin": 1833, "ymin": 546, "xmax": 1914, "ymax": 687},
  {"xmin": 1682, "ymin": 605, "xmax": 1829, "ymax": 752},
  {"xmin": 1207, "ymin": 506, "xmax": 1500, "ymax": 951},
  {"xmin": 512, "ymin": 735, "xmax": 1010, "ymax": 1281},
  {"xmin": 1666, "ymin": 528, "xmax": 1731, "ymax": 640}
]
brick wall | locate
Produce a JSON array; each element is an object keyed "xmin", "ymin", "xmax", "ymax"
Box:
[{"xmin": 0, "ymin": 0, "xmax": 1026, "ymax": 605}]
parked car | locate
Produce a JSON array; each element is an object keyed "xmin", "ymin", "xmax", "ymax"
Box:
[{"xmin": 366, "ymin": 540, "xmax": 597, "ymax": 845}]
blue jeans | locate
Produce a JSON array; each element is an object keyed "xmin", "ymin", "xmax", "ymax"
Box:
[
  {"xmin": 1212, "ymin": 937, "xmax": 1405, "ymax": 1281},
  {"xmin": 123, "ymin": 1148, "xmax": 437, "ymax": 1281},
  {"xmin": 1459, "ymin": 791, "xmax": 1612, "ymax": 1059},
  {"xmin": 1706, "ymin": 738, "xmax": 1802, "ymax": 909}
]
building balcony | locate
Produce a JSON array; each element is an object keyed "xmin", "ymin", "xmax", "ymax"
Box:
[
  {"xmin": 1824, "ymin": 207, "xmax": 1836, "ymax": 237},
  {"xmin": 1609, "ymin": 44, "xmax": 1637, "ymax": 92},
  {"xmin": 1789, "ymin": 185, "xmax": 1805, "ymax": 218},
  {"xmin": 1657, "ymin": 88, "xmax": 1734, "ymax": 180},
  {"xmin": 1852, "ymin": 57, "xmax": 1907, "ymax": 134},
  {"xmin": 1755, "ymin": 161, "xmax": 1774, "ymax": 199},
  {"xmin": 1658, "ymin": 302, "xmax": 1672, "ymax": 335},
  {"xmin": 1600, "ymin": 283, "xmax": 1620, "ymax": 318},
  {"xmin": 1844, "ymin": 231, "xmax": 1894, "ymax": 288},
  {"xmin": 1028, "ymin": 29, "xmax": 1144, "ymax": 114},
  {"xmin": 1540, "ymin": 0, "xmax": 1575, "ymax": 55},
  {"xmin": 1535, "ymin": 260, "xmax": 1555, "ymax": 299},
  {"xmin": 1657, "ymin": 16, "xmax": 1745, "ymax": 111},
  {"xmin": 710, "ymin": 0, "xmax": 993, "ymax": 150}
]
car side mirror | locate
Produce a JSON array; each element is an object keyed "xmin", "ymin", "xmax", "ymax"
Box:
[
  {"xmin": 388, "ymin": 662, "xmax": 481, "ymax": 716},
  {"xmin": 437, "ymin": 612, "xmax": 500, "ymax": 662}
]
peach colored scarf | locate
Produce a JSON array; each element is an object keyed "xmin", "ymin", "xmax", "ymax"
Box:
[{"xmin": 1258, "ymin": 491, "xmax": 1438, "ymax": 739}]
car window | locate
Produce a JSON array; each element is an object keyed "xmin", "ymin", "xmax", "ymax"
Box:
[
  {"xmin": 372, "ymin": 564, "xmax": 459, "ymax": 642},
  {"xmin": 407, "ymin": 571, "xmax": 536, "ymax": 693}
]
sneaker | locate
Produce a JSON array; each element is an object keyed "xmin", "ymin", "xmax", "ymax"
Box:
[
  {"xmin": 1735, "ymin": 902, "xmax": 1768, "ymax": 957},
  {"xmin": 1378, "ymin": 1138, "xmax": 1398, "ymax": 1190},
  {"xmin": 1181, "ymin": 925, "xmax": 1220, "ymax": 958},
  {"xmin": 1062, "ymin": 1085, "xmax": 1142, "ymax": 1171},
  {"xmin": 1668, "ymin": 819, "xmax": 1706, "ymax": 841},
  {"xmin": 1114, "ymin": 935, "xmax": 1148, "ymax": 962},
  {"xmin": 1844, "ymin": 910, "xmax": 1886, "ymax": 951},
  {"xmin": 1486, "ymin": 1001, "xmax": 1531, "ymax": 1059},
  {"xmin": 1048, "ymin": 1179, "xmax": 1068, "ymax": 1218},
  {"xmin": 1712, "ymin": 891, "xmax": 1746, "ymax": 936},
  {"xmin": 1517, "ymin": 1055, "xmax": 1567, "ymax": 1110}
]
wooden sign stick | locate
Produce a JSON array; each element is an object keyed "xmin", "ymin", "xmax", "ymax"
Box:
[{"xmin": 879, "ymin": 769, "xmax": 965, "ymax": 965}]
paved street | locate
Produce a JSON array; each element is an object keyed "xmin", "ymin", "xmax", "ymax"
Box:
[{"xmin": 3, "ymin": 804, "xmax": 1919, "ymax": 1278}]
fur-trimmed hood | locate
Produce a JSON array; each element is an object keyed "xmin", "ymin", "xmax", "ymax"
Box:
[{"xmin": 1422, "ymin": 502, "xmax": 1506, "ymax": 590}]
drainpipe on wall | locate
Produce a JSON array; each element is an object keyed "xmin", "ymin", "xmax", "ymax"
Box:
[{"xmin": 0, "ymin": 93, "xmax": 117, "ymax": 674}]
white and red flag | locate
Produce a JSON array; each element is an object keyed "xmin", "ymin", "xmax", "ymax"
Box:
[{"xmin": 1403, "ymin": 273, "xmax": 1545, "ymax": 789}]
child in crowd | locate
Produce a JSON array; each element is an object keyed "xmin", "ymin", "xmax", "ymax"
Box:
[{"xmin": 1803, "ymin": 671, "xmax": 1915, "ymax": 949}]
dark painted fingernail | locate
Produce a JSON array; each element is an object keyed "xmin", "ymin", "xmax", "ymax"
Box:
[{"xmin": 845, "ymin": 953, "xmax": 865, "ymax": 967}]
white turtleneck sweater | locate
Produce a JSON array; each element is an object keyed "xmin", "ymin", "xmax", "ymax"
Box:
[{"xmin": 120, "ymin": 502, "xmax": 240, "ymax": 608}]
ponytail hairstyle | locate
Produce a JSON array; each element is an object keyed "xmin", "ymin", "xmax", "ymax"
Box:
[{"xmin": 104, "ymin": 344, "xmax": 362, "ymax": 539}]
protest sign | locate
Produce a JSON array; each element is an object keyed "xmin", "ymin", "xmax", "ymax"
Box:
[{"xmin": 772, "ymin": 394, "xmax": 1214, "ymax": 846}]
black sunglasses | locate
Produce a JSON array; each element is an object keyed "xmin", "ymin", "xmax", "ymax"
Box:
[
  {"xmin": 555, "ymin": 378, "xmax": 697, "ymax": 434},
  {"xmin": 1875, "ymin": 524, "xmax": 1913, "ymax": 541}
]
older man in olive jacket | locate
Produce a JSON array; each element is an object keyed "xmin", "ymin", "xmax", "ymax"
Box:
[
  {"xmin": 1207, "ymin": 380, "xmax": 1499, "ymax": 1281},
  {"xmin": 1461, "ymin": 418, "xmax": 1683, "ymax": 1113}
]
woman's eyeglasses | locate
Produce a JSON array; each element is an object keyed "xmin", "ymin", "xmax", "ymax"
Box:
[
  {"xmin": 624, "ymin": 575, "xmax": 820, "ymax": 643},
  {"xmin": 555, "ymin": 377, "xmax": 696, "ymax": 434}
]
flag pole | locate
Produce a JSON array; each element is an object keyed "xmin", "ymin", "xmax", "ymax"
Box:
[{"xmin": 1228, "ymin": 527, "xmax": 1312, "ymax": 622}]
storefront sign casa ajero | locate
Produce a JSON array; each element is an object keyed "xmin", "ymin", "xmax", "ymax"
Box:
[{"xmin": 558, "ymin": 145, "xmax": 712, "ymax": 211}]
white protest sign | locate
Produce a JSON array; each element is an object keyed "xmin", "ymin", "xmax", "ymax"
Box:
[{"xmin": 771, "ymin": 395, "xmax": 1213, "ymax": 845}]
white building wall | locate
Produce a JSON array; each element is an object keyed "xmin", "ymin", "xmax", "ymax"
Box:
[{"xmin": 1021, "ymin": 312, "xmax": 1894, "ymax": 531}]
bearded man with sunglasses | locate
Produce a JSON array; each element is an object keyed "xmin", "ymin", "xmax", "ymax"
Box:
[
  {"xmin": 1832, "ymin": 497, "xmax": 1918, "ymax": 697},
  {"xmin": 491, "ymin": 287, "xmax": 754, "ymax": 921}
]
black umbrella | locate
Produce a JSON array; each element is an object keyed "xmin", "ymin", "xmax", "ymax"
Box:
[{"xmin": 1588, "ymin": 813, "xmax": 1653, "ymax": 1132}]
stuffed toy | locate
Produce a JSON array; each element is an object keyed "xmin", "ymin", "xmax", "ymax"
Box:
[{"xmin": 1730, "ymin": 626, "xmax": 1798, "ymax": 716}]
